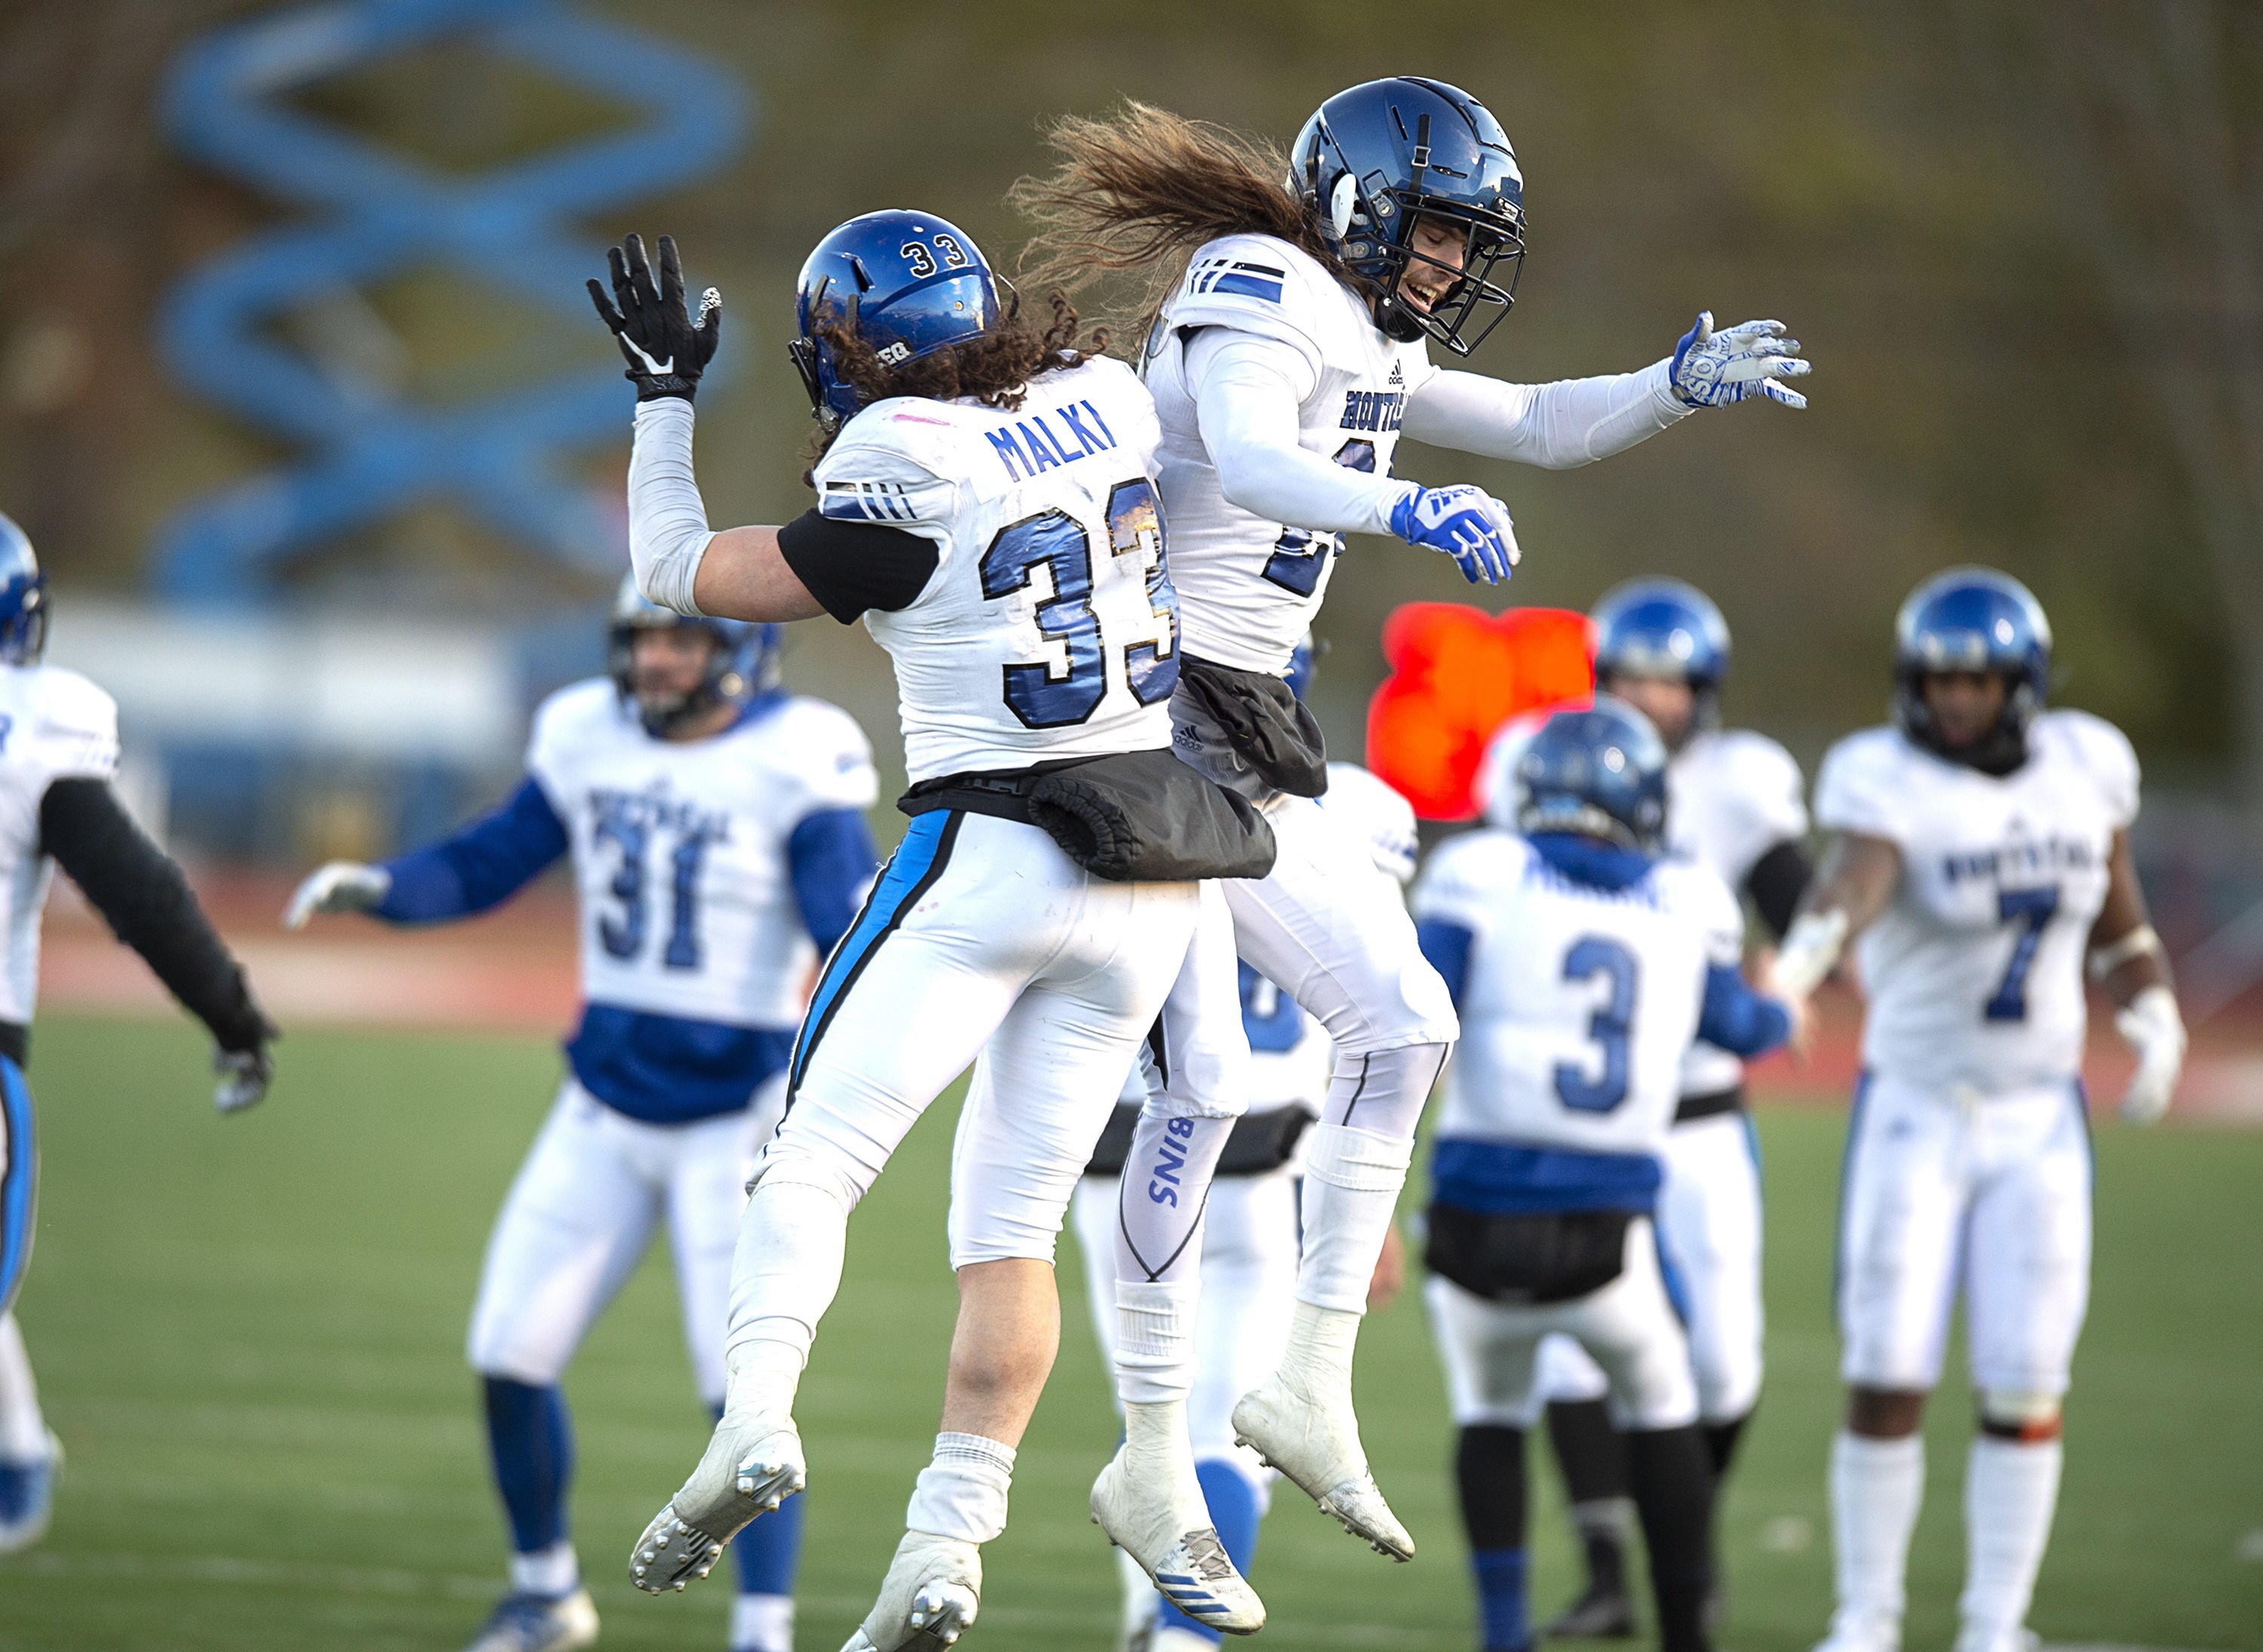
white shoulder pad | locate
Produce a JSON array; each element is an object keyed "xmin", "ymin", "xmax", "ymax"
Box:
[
  {"xmin": 1319, "ymin": 761, "xmax": 1419, "ymax": 885},
  {"xmin": 764, "ymin": 696, "xmax": 882, "ymax": 815},
  {"xmin": 1813, "ymin": 726, "xmax": 1913, "ymax": 846},
  {"xmin": 1662, "ymin": 856, "xmax": 1748, "ymax": 966},
  {"xmin": 23, "ymin": 666, "xmax": 119, "ymax": 782},
  {"xmin": 1709, "ymin": 728, "xmax": 1810, "ymax": 843},
  {"xmin": 1162, "ymin": 235, "xmax": 1365, "ymax": 382},
  {"xmin": 526, "ymin": 677, "xmax": 619, "ymax": 781},
  {"xmin": 2037, "ymin": 708, "xmax": 2139, "ymax": 828},
  {"xmin": 1411, "ymin": 827, "xmax": 1528, "ymax": 932},
  {"xmin": 812, "ymin": 404, "xmax": 966, "ymax": 528}
]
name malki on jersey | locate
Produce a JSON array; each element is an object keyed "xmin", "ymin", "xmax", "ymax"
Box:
[{"xmin": 984, "ymin": 401, "xmax": 1121, "ymax": 481}]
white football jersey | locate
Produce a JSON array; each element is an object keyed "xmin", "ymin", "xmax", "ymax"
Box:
[
  {"xmin": 1143, "ymin": 233, "xmax": 1434, "ymax": 674},
  {"xmin": 1815, "ymin": 710, "xmax": 2135, "ymax": 1092},
  {"xmin": 0, "ymin": 665, "xmax": 120, "ymax": 1024},
  {"xmin": 1413, "ymin": 831, "xmax": 1746, "ymax": 1158},
  {"xmin": 810, "ymin": 355, "xmax": 1178, "ymax": 784},
  {"xmin": 1668, "ymin": 728, "xmax": 1807, "ymax": 1097},
  {"xmin": 527, "ymin": 680, "xmax": 878, "ymax": 1028}
]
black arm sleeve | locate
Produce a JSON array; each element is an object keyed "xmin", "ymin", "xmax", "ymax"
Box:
[
  {"xmin": 1744, "ymin": 838, "xmax": 1815, "ymax": 942},
  {"xmin": 40, "ymin": 778, "xmax": 272, "ymax": 1052},
  {"xmin": 777, "ymin": 508, "xmax": 940, "ymax": 625}
]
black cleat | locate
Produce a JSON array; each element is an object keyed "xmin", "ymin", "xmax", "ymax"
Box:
[{"xmin": 1543, "ymin": 1582, "xmax": 1637, "ymax": 1640}]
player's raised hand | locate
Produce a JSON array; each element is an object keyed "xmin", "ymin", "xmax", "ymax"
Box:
[
  {"xmin": 1669, "ymin": 312, "xmax": 1810, "ymax": 409},
  {"xmin": 1389, "ymin": 484, "xmax": 1520, "ymax": 585},
  {"xmin": 588, "ymin": 232, "xmax": 721, "ymax": 402},
  {"xmin": 284, "ymin": 861, "xmax": 391, "ymax": 929},
  {"xmin": 213, "ymin": 1043, "xmax": 273, "ymax": 1116},
  {"xmin": 2114, "ymin": 984, "xmax": 2185, "ymax": 1125}
]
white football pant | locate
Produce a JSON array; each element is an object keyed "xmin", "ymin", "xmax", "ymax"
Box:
[
  {"xmin": 1428, "ymin": 1218, "xmax": 1700, "ymax": 1432},
  {"xmin": 1837, "ymin": 1074, "xmax": 2092, "ymax": 1394},
  {"xmin": 1072, "ymin": 1168, "xmax": 1300, "ymax": 1470},
  {"xmin": 468, "ymin": 1076, "xmax": 775, "ymax": 1403},
  {"xmin": 1536, "ymin": 1110, "xmax": 1765, "ymax": 1423}
]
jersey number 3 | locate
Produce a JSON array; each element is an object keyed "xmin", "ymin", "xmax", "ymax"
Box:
[
  {"xmin": 981, "ymin": 478, "xmax": 1178, "ymax": 727},
  {"xmin": 1555, "ymin": 935, "xmax": 1638, "ymax": 1113}
]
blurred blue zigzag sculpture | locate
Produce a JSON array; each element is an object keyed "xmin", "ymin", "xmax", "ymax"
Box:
[{"xmin": 155, "ymin": 0, "xmax": 749, "ymax": 604}]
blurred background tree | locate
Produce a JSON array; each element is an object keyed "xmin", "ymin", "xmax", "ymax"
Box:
[{"xmin": 0, "ymin": 0, "xmax": 2253, "ymax": 818}]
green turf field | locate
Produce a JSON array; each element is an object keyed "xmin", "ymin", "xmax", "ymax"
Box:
[{"xmin": 1, "ymin": 1015, "xmax": 2258, "ymax": 1650}]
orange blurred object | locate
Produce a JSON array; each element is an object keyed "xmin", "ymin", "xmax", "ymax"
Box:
[{"xmin": 1365, "ymin": 603, "xmax": 1595, "ymax": 818}]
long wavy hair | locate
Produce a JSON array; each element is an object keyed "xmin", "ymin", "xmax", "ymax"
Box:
[
  {"xmin": 1009, "ymin": 101, "xmax": 1359, "ymax": 343},
  {"xmin": 803, "ymin": 288, "xmax": 1101, "ymax": 474}
]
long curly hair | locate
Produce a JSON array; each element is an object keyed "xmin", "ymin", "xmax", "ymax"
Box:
[
  {"xmin": 804, "ymin": 288, "xmax": 1102, "ymax": 474},
  {"xmin": 1009, "ymin": 100, "xmax": 1359, "ymax": 342}
]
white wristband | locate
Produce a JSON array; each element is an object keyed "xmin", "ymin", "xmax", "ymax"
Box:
[
  {"xmin": 2088, "ymin": 922, "xmax": 2163, "ymax": 980},
  {"xmin": 628, "ymin": 398, "xmax": 714, "ymax": 616},
  {"xmin": 1772, "ymin": 909, "xmax": 1850, "ymax": 1000}
]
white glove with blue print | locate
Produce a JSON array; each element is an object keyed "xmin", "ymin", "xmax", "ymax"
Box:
[
  {"xmin": 1669, "ymin": 312, "xmax": 1811, "ymax": 409},
  {"xmin": 1389, "ymin": 484, "xmax": 1520, "ymax": 585}
]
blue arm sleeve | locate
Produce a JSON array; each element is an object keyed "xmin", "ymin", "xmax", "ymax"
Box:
[
  {"xmin": 372, "ymin": 777, "xmax": 570, "ymax": 923},
  {"xmin": 788, "ymin": 806, "xmax": 880, "ymax": 957},
  {"xmin": 1696, "ymin": 961, "xmax": 1793, "ymax": 1058},
  {"xmin": 1415, "ymin": 919, "xmax": 1475, "ymax": 1011}
]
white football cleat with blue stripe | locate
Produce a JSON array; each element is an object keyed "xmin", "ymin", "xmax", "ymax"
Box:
[
  {"xmin": 1090, "ymin": 1443, "xmax": 1266, "ymax": 1635},
  {"xmin": 462, "ymin": 1587, "xmax": 598, "ymax": 1652},
  {"xmin": 1233, "ymin": 1375, "xmax": 1414, "ymax": 1561},
  {"xmin": 630, "ymin": 1414, "xmax": 804, "ymax": 1594}
]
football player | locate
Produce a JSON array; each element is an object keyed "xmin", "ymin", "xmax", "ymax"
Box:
[
  {"xmin": 287, "ymin": 576, "xmax": 879, "ymax": 1652},
  {"xmin": 1070, "ymin": 638, "xmax": 1420, "ymax": 1652},
  {"xmin": 1526, "ymin": 579, "xmax": 1811, "ymax": 1634},
  {"xmin": 593, "ymin": 225, "xmax": 1273, "ymax": 1647},
  {"xmin": 1410, "ymin": 699, "xmax": 1798, "ymax": 1652},
  {"xmin": 0, "ymin": 511, "xmax": 277, "ymax": 1554},
  {"xmin": 1011, "ymin": 76, "xmax": 1812, "ymax": 1557},
  {"xmin": 1769, "ymin": 570, "xmax": 2184, "ymax": 1652}
]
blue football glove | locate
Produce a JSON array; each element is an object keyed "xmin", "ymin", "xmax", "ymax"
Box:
[
  {"xmin": 1388, "ymin": 484, "xmax": 1520, "ymax": 585},
  {"xmin": 1669, "ymin": 312, "xmax": 1810, "ymax": 409}
]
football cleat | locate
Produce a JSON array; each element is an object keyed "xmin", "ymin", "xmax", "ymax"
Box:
[
  {"xmin": 0, "ymin": 1430, "xmax": 61, "ymax": 1554},
  {"xmin": 1090, "ymin": 1445, "xmax": 1266, "ymax": 1635},
  {"xmin": 463, "ymin": 1588, "xmax": 599, "ymax": 1652},
  {"xmin": 1543, "ymin": 1580, "xmax": 1638, "ymax": 1639},
  {"xmin": 1811, "ymin": 1608, "xmax": 1901, "ymax": 1652},
  {"xmin": 631, "ymin": 1414, "xmax": 804, "ymax": 1594},
  {"xmin": 1951, "ymin": 1626, "xmax": 2038, "ymax": 1652},
  {"xmin": 838, "ymin": 1529, "xmax": 983, "ymax": 1650},
  {"xmin": 1232, "ymin": 1376, "xmax": 1413, "ymax": 1561}
]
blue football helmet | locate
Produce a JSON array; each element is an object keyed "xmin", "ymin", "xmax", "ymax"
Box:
[
  {"xmin": 788, "ymin": 210, "xmax": 1006, "ymax": 432},
  {"xmin": 0, "ymin": 514, "xmax": 47, "ymax": 667},
  {"xmin": 1892, "ymin": 567, "xmax": 2051, "ymax": 772},
  {"xmin": 607, "ymin": 574, "xmax": 780, "ymax": 735},
  {"xmin": 1590, "ymin": 576, "xmax": 1731, "ymax": 729},
  {"xmin": 1515, "ymin": 695, "xmax": 1669, "ymax": 852},
  {"xmin": 1289, "ymin": 78, "xmax": 1526, "ymax": 356}
]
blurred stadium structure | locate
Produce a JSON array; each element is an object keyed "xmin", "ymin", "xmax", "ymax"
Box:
[{"xmin": 1, "ymin": 0, "xmax": 2261, "ymax": 1015}]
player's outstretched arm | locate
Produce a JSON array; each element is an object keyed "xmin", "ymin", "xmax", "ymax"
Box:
[
  {"xmin": 1767, "ymin": 831, "xmax": 1900, "ymax": 1021},
  {"xmin": 2088, "ymin": 828, "xmax": 2185, "ymax": 1124},
  {"xmin": 40, "ymin": 778, "xmax": 277, "ymax": 1114},
  {"xmin": 287, "ymin": 777, "xmax": 569, "ymax": 932}
]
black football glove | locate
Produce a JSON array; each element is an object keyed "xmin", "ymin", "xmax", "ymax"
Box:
[{"xmin": 588, "ymin": 232, "xmax": 721, "ymax": 402}]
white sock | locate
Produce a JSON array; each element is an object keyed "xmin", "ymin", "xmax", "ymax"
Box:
[
  {"xmin": 1276, "ymin": 1298, "xmax": 1362, "ymax": 1410},
  {"xmin": 508, "ymin": 1540, "xmax": 579, "ymax": 1598},
  {"xmin": 0, "ymin": 1313, "xmax": 46, "ymax": 1460},
  {"xmin": 1958, "ymin": 1436, "xmax": 2062, "ymax": 1641},
  {"xmin": 1120, "ymin": 1397, "xmax": 1203, "ymax": 1510},
  {"xmin": 722, "ymin": 1162, "xmax": 858, "ymax": 1417},
  {"xmin": 1829, "ymin": 1432, "xmax": 1925, "ymax": 1629},
  {"xmin": 1294, "ymin": 1123, "xmax": 1413, "ymax": 1315},
  {"xmin": 732, "ymin": 1590, "xmax": 795, "ymax": 1652},
  {"xmin": 1116, "ymin": 1280, "xmax": 1198, "ymax": 1407},
  {"xmin": 904, "ymin": 1432, "xmax": 1015, "ymax": 1544}
]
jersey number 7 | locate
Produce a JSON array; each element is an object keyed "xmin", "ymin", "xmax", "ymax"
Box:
[{"xmin": 1984, "ymin": 884, "xmax": 2059, "ymax": 1023}]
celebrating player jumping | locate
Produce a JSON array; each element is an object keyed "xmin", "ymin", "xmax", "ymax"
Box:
[
  {"xmin": 1012, "ymin": 75, "xmax": 1812, "ymax": 1558},
  {"xmin": 591, "ymin": 225, "xmax": 1276, "ymax": 1646},
  {"xmin": 1770, "ymin": 570, "xmax": 2186, "ymax": 1652},
  {"xmin": 287, "ymin": 580, "xmax": 878, "ymax": 1652}
]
